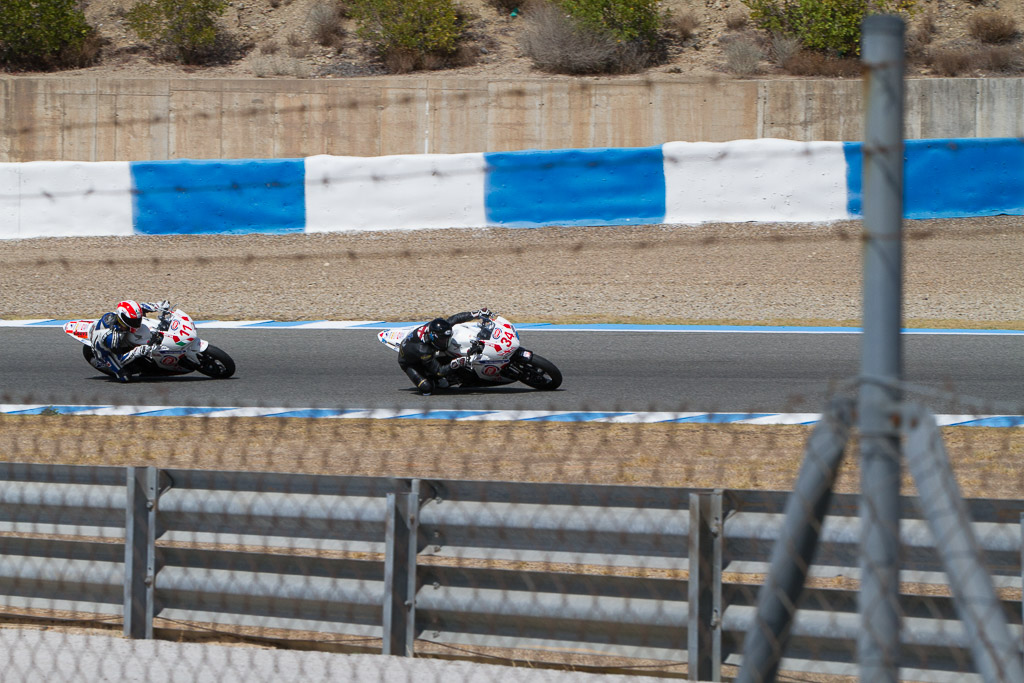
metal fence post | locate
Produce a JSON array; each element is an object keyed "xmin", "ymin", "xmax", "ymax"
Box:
[
  {"xmin": 688, "ymin": 490, "xmax": 722, "ymax": 681},
  {"xmin": 124, "ymin": 466, "xmax": 162, "ymax": 639},
  {"xmin": 383, "ymin": 479, "xmax": 421, "ymax": 656},
  {"xmin": 902, "ymin": 404, "xmax": 1024, "ymax": 682},
  {"xmin": 858, "ymin": 14, "xmax": 906, "ymax": 683},
  {"xmin": 737, "ymin": 396, "xmax": 854, "ymax": 683}
]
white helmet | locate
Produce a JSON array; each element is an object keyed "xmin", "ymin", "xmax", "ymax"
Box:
[{"xmin": 115, "ymin": 300, "xmax": 143, "ymax": 330}]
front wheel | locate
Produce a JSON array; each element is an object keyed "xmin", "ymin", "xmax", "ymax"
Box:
[
  {"xmin": 196, "ymin": 344, "xmax": 235, "ymax": 379},
  {"xmin": 518, "ymin": 353, "xmax": 562, "ymax": 390}
]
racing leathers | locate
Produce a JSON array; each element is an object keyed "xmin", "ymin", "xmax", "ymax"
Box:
[
  {"xmin": 88, "ymin": 301, "xmax": 171, "ymax": 382},
  {"xmin": 397, "ymin": 309, "xmax": 493, "ymax": 395}
]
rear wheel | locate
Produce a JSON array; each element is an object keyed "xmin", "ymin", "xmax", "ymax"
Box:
[
  {"xmin": 518, "ymin": 354, "xmax": 562, "ymax": 390},
  {"xmin": 197, "ymin": 344, "xmax": 235, "ymax": 379}
]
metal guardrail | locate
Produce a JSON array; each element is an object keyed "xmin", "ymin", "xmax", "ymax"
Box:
[{"xmin": 0, "ymin": 462, "xmax": 1018, "ymax": 680}]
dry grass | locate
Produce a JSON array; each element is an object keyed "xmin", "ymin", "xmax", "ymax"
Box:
[
  {"xmin": 666, "ymin": 10, "xmax": 701, "ymax": 42},
  {"xmin": 975, "ymin": 45, "xmax": 1024, "ymax": 73},
  {"xmin": 249, "ymin": 53, "xmax": 313, "ymax": 77},
  {"xmin": 518, "ymin": 1, "xmax": 657, "ymax": 75},
  {"xmin": 969, "ymin": 11, "xmax": 1018, "ymax": 45},
  {"xmin": 723, "ymin": 37, "xmax": 763, "ymax": 76},
  {"xmin": 519, "ymin": 2, "xmax": 618, "ymax": 75},
  {"xmin": 2, "ymin": 415, "xmax": 1021, "ymax": 499},
  {"xmin": 307, "ymin": 0, "xmax": 347, "ymax": 48},
  {"xmin": 782, "ymin": 51, "xmax": 861, "ymax": 77},
  {"xmin": 929, "ymin": 47, "xmax": 975, "ymax": 76},
  {"xmin": 769, "ymin": 33, "xmax": 801, "ymax": 66}
]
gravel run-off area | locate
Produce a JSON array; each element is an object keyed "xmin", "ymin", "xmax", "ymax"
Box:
[{"xmin": 2, "ymin": 217, "xmax": 1022, "ymax": 327}]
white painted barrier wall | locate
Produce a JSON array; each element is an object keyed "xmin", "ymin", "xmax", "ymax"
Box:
[
  {"xmin": 0, "ymin": 161, "xmax": 134, "ymax": 239},
  {"xmin": 662, "ymin": 140, "xmax": 850, "ymax": 224},
  {"xmin": 304, "ymin": 153, "xmax": 488, "ymax": 233},
  {"xmin": 2, "ymin": 138, "xmax": 1022, "ymax": 239}
]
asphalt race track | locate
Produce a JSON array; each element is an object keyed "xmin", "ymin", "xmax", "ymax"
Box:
[{"xmin": 2, "ymin": 328, "xmax": 1020, "ymax": 415}]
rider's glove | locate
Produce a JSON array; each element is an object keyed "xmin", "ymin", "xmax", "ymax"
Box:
[
  {"xmin": 158, "ymin": 300, "xmax": 172, "ymax": 313},
  {"xmin": 122, "ymin": 343, "xmax": 158, "ymax": 364},
  {"xmin": 449, "ymin": 356, "xmax": 471, "ymax": 370},
  {"xmin": 471, "ymin": 307, "xmax": 493, "ymax": 319}
]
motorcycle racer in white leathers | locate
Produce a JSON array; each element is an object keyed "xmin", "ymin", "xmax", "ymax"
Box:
[{"xmin": 88, "ymin": 299, "xmax": 173, "ymax": 382}]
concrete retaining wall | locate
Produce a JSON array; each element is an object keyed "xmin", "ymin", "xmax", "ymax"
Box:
[{"xmin": 2, "ymin": 77, "xmax": 1023, "ymax": 162}]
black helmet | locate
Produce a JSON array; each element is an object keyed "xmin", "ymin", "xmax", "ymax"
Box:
[{"xmin": 425, "ymin": 318, "xmax": 453, "ymax": 351}]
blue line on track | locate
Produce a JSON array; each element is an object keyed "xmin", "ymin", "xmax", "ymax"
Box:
[
  {"xmin": 2, "ymin": 406, "xmax": 1021, "ymax": 427},
  {"xmin": 4, "ymin": 319, "xmax": 1023, "ymax": 334}
]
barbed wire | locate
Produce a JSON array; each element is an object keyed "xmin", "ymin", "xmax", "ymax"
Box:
[
  {"xmin": 0, "ymin": 145, "xmax": 836, "ymax": 204},
  {"xmin": 3, "ymin": 77, "xmax": 1019, "ymax": 144},
  {"xmin": 3, "ymin": 219, "xmax": 1017, "ymax": 271},
  {"xmin": 2, "ymin": 88, "xmax": 544, "ymax": 137}
]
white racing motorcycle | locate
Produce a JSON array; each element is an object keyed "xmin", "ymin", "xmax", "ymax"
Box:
[
  {"xmin": 64, "ymin": 308, "xmax": 235, "ymax": 380},
  {"xmin": 378, "ymin": 315, "xmax": 562, "ymax": 391}
]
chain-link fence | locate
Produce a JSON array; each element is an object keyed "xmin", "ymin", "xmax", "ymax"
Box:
[
  {"xmin": 2, "ymin": 14, "xmax": 1024, "ymax": 683},
  {"xmin": 0, "ymin": 382, "xmax": 1022, "ymax": 681}
]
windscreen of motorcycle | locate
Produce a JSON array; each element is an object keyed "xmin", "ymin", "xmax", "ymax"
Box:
[
  {"xmin": 162, "ymin": 311, "xmax": 198, "ymax": 348},
  {"xmin": 452, "ymin": 316, "xmax": 521, "ymax": 378}
]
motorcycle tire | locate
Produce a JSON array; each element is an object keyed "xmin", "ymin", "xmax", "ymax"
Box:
[
  {"xmin": 518, "ymin": 354, "xmax": 562, "ymax": 391},
  {"xmin": 82, "ymin": 346, "xmax": 116, "ymax": 377},
  {"xmin": 196, "ymin": 344, "xmax": 236, "ymax": 379}
]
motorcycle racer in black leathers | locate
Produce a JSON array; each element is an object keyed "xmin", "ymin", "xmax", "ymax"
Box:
[{"xmin": 398, "ymin": 308, "xmax": 494, "ymax": 395}]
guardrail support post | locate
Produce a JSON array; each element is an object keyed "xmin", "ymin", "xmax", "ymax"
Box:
[
  {"xmin": 124, "ymin": 466, "xmax": 163, "ymax": 639},
  {"xmin": 383, "ymin": 479, "xmax": 421, "ymax": 656},
  {"xmin": 689, "ymin": 490, "xmax": 722, "ymax": 681}
]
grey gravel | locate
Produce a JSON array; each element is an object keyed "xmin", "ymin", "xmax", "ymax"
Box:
[{"xmin": 1, "ymin": 217, "xmax": 1021, "ymax": 327}]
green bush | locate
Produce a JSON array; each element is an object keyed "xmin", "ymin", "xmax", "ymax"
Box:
[
  {"xmin": 557, "ymin": 0, "xmax": 663, "ymax": 47},
  {"xmin": 350, "ymin": 0, "xmax": 462, "ymax": 71},
  {"xmin": 742, "ymin": 0, "xmax": 914, "ymax": 56},
  {"xmin": 0, "ymin": 0, "xmax": 97, "ymax": 70},
  {"xmin": 125, "ymin": 0, "xmax": 232, "ymax": 64}
]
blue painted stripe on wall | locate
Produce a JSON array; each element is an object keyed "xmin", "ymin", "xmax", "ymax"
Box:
[
  {"xmin": 842, "ymin": 138, "xmax": 1024, "ymax": 219},
  {"xmin": 842, "ymin": 141, "xmax": 863, "ymax": 217},
  {"xmin": 483, "ymin": 146, "xmax": 666, "ymax": 227},
  {"xmin": 904, "ymin": 138, "xmax": 1024, "ymax": 218},
  {"xmin": 131, "ymin": 159, "xmax": 306, "ymax": 235}
]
